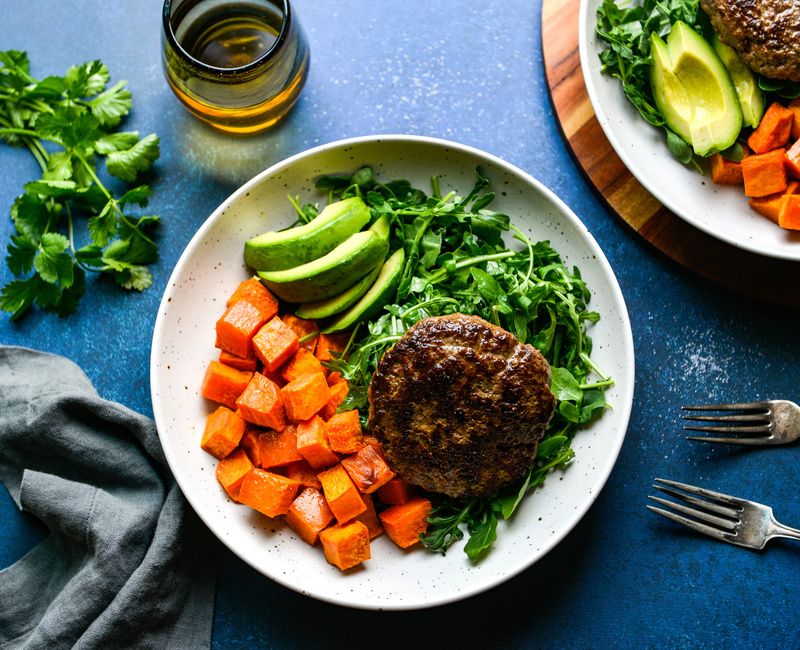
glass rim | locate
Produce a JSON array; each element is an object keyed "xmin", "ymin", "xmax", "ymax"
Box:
[{"xmin": 162, "ymin": 0, "xmax": 293, "ymax": 76}]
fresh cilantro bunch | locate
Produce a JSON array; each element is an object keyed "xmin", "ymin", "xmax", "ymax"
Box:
[
  {"xmin": 0, "ymin": 50, "xmax": 161, "ymax": 319},
  {"xmin": 319, "ymin": 167, "xmax": 612, "ymax": 562}
]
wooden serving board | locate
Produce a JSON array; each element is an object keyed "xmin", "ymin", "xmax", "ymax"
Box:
[{"xmin": 541, "ymin": 0, "xmax": 800, "ymax": 307}]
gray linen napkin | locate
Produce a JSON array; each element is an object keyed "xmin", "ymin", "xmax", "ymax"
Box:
[{"xmin": 0, "ymin": 346, "xmax": 215, "ymax": 649}]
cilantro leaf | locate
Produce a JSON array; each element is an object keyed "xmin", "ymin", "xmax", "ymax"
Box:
[
  {"xmin": 105, "ymin": 133, "xmax": 160, "ymax": 182},
  {"xmin": 88, "ymin": 80, "xmax": 132, "ymax": 126},
  {"xmin": 34, "ymin": 232, "xmax": 73, "ymax": 287}
]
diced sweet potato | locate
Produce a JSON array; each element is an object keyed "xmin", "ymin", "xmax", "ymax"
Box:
[
  {"xmin": 235, "ymin": 373, "xmax": 286, "ymax": 430},
  {"xmin": 201, "ymin": 360, "xmax": 253, "ymax": 409},
  {"xmin": 227, "ymin": 277, "xmax": 279, "ymax": 321},
  {"xmin": 296, "ymin": 415, "xmax": 339, "ymax": 468},
  {"xmin": 281, "ymin": 372, "xmax": 330, "ymax": 421},
  {"xmin": 342, "ymin": 443, "xmax": 396, "ymax": 494},
  {"xmin": 353, "ymin": 493, "xmax": 383, "ymax": 540},
  {"xmin": 749, "ymin": 194, "xmax": 786, "ymax": 224},
  {"xmin": 319, "ymin": 520, "xmax": 371, "ymax": 571},
  {"xmin": 283, "ymin": 314, "xmax": 319, "ymax": 352},
  {"xmin": 378, "ymin": 497, "xmax": 433, "ymax": 549},
  {"xmin": 215, "ymin": 299, "xmax": 268, "ymax": 358},
  {"xmin": 285, "ymin": 460, "xmax": 322, "ymax": 490},
  {"xmin": 327, "ymin": 371, "xmax": 345, "ymax": 386},
  {"xmin": 218, "ymin": 349, "xmax": 258, "ymax": 372},
  {"xmin": 779, "ymin": 195, "xmax": 800, "ymax": 230},
  {"xmin": 215, "ymin": 449, "xmax": 253, "ymax": 501},
  {"xmin": 742, "ymin": 149, "xmax": 788, "ymax": 197},
  {"xmin": 710, "ymin": 153, "xmax": 743, "ymax": 185},
  {"xmin": 376, "ymin": 477, "xmax": 415, "ymax": 506},
  {"xmin": 748, "ymin": 102, "xmax": 795, "ymax": 153},
  {"xmin": 238, "ymin": 468, "xmax": 300, "ymax": 517},
  {"xmin": 258, "ymin": 425, "xmax": 303, "ymax": 468},
  {"xmin": 285, "ymin": 488, "xmax": 334, "ymax": 545},
  {"xmin": 321, "ymin": 380, "xmax": 348, "ymax": 419},
  {"xmin": 325, "ymin": 410, "xmax": 363, "ymax": 454},
  {"xmin": 201, "ymin": 405, "xmax": 246, "ymax": 459},
  {"xmin": 318, "ymin": 464, "xmax": 366, "ymax": 524},
  {"xmin": 280, "ymin": 348, "xmax": 325, "ymax": 384},
  {"xmin": 239, "ymin": 426, "xmax": 262, "ymax": 467},
  {"xmin": 252, "ymin": 317, "xmax": 299, "ymax": 372}
]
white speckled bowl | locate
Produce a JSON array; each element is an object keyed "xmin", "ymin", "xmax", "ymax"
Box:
[
  {"xmin": 579, "ymin": 0, "xmax": 800, "ymax": 261},
  {"xmin": 150, "ymin": 135, "xmax": 635, "ymax": 610}
]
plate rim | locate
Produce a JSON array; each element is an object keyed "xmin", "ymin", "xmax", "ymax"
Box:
[
  {"xmin": 577, "ymin": 0, "xmax": 800, "ymax": 262},
  {"xmin": 150, "ymin": 133, "xmax": 636, "ymax": 610}
]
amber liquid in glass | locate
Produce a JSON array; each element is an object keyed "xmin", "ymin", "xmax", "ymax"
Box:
[{"xmin": 164, "ymin": 0, "xmax": 309, "ymax": 134}]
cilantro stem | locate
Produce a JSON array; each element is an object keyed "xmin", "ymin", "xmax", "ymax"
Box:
[
  {"xmin": 0, "ymin": 126, "xmax": 40, "ymax": 138},
  {"xmin": 431, "ymin": 175, "xmax": 441, "ymax": 199},
  {"xmin": 579, "ymin": 378, "xmax": 615, "ymax": 390}
]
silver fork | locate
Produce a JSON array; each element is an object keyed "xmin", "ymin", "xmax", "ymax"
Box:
[
  {"xmin": 647, "ymin": 478, "xmax": 800, "ymax": 549},
  {"xmin": 681, "ymin": 400, "xmax": 800, "ymax": 445}
]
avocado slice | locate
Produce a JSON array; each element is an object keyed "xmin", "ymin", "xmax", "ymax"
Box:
[
  {"xmin": 712, "ymin": 34, "xmax": 765, "ymax": 128},
  {"xmin": 294, "ymin": 260, "xmax": 382, "ymax": 320},
  {"xmin": 323, "ymin": 248, "xmax": 405, "ymax": 333},
  {"xmin": 650, "ymin": 22, "xmax": 742, "ymax": 156},
  {"xmin": 244, "ymin": 197, "xmax": 370, "ymax": 272}
]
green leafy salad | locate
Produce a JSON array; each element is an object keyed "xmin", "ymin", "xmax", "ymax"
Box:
[{"xmin": 295, "ymin": 167, "xmax": 613, "ymax": 561}]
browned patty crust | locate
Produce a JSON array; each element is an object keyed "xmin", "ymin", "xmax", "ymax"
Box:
[
  {"xmin": 368, "ymin": 314, "xmax": 555, "ymax": 499},
  {"xmin": 701, "ymin": 0, "xmax": 800, "ymax": 82}
]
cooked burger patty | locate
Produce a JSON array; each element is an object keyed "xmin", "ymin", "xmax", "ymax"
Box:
[
  {"xmin": 368, "ymin": 314, "xmax": 555, "ymax": 499},
  {"xmin": 701, "ymin": 0, "xmax": 800, "ymax": 82}
]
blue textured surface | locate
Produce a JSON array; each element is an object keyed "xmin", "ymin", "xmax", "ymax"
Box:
[{"xmin": 1, "ymin": 0, "xmax": 799, "ymax": 647}]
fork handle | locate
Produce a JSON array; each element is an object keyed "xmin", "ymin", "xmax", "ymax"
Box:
[{"xmin": 769, "ymin": 521, "xmax": 800, "ymax": 543}]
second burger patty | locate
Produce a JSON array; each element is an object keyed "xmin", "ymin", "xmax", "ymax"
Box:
[{"xmin": 368, "ymin": 313, "xmax": 556, "ymax": 499}]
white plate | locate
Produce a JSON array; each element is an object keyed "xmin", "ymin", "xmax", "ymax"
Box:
[
  {"xmin": 579, "ymin": 0, "xmax": 800, "ymax": 261},
  {"xmin": 150, "ymin": 135, "xmax": 635, "ymax": 610}
]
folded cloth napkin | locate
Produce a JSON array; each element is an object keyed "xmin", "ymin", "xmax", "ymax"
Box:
[{"xmin": 0, "ymin": 346, "xmax": 215, "ymax": 650}]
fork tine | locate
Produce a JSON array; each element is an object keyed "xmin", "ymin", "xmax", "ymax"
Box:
[
  {"xmin": 685, "ymin": 435, "xmax": 776, "ymax": 445},
  {"xmin": 682, "ymin": 413, "xmax": 769, "ymax": 423},
  {"xmin": 653, "ymin": 484, "xmax": 739, "ymax": 518},
  {"xmin": 683, "ymin": 424, "xmax": 771, "ymax": 435},
  {"xmin": 646, "ymin": 505, "xmax": 732, "ymax": 542},
  {"xmin": 654, "ymin": 478, "xmax": 744, "ymax": 508},
  {"xmin": 649, "ymin": 485, "xmax": 738, "ymax": 528},
  {"xmin": 648, "ymin": 496, "xmax": 737, "ymax": 530},
  {"xmin": 682, "ymin": 402, "xmax": 770, "ymax": 412}
]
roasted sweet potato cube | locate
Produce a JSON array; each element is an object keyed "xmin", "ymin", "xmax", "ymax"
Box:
[
  {"xmin": 748, "ymin": 102, "xmax": 795, "ymax": 154},
  {"xmin": 252, "ymin": 317, "xmax": 299, "ymax": 372},
  {"xmin": 215, "ymin": 449, "xmax": 254, "ymax": 501},
  {"xmin": 239, "ymin": 426, "xmax": 262, "ymax": 467},
  {"xmin": 201, "ymin": 405, "xmax": 246, "ymax": 459},
  {"xmin": 284, "ymin": 460, "xmax": 322, "ymax": 490},
  {"xmin": 341, "ymin": 443, "xmax": 396, "ymax": 494},
  {"xmin": 314, "ymin": 332, "xmax": 349, "ymax": 369},
  {"xmin": 742, "ymin": 150, "xmax": 788, "ymax": 197},
  {"xmin": 235, "ymin": 373, "xmax": 286, "ymax": 430},
  {"xmin": 318, "ymin": 464, "xmax": 366, "ymax": 524},
  {"xmin": 376, "ymin": 477, "xmax": 415, "ymax": 505},
  {"xmin": 280, "ymin": 347, "xmax": 325, "ymax": 383},
  {"xmin": 281, "ymin": 371, "xmax": 330, "ymax": 421},
  {"xmin": 379, "ymin": 497, "xmax": 433, "ymax": 549},
  {"xmin": 227, "ymin": 277, "xmax": 279, "ymax": 321},
  {"xmin": 285, "ymin": 487, "xmax": 334, "ymax": 545},
  {"xmin": 283, "ymin": 314, "xmax": 319, "ymax": 352},
  {"xmin": 201, "ymin": 361, "xmax": 253, "ymax": 409},
  {"xmin": 238, "ymin": 468, "xmax": 300, "ymax": 517},
  {"xmin": 215, "ymin": 299, "xmax": 268, "ymax": 358},
  {"xmin": 325, "ymin": 410, "xmax": 363, "ymax": 454},
  {"xmin": 258, "ymin": 424, "xmax": 303, "ymax": 468},
  {"xmin": 319, "ymin": 520, "xmax": 371, "ymax": 571},
  {"xmin": 296, "ymin": 415, "xmax": 339, "ymax": 468}
]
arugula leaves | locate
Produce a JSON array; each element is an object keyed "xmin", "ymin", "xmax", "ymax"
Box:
[
  {"xmin": 322, "ymin": 167, "xmax": 612, "ymax": 561},
  {"xmin": 0, "ymin": 50, "xmax": 160, "ymax": 320},
  {"xmin": 595, "ymin": 0, "xmax": 710, "ymax": 165}
]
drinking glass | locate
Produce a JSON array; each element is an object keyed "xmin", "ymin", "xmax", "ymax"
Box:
[{"xmin": 161, "ymin": 0, "xmax": 310, "ymax": 134}]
